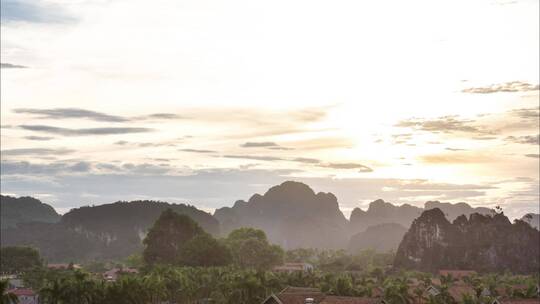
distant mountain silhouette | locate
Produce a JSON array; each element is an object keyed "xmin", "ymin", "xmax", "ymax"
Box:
[
  {"xmin": 1, "ymin": 200, "xmax": 218, "ymax": 262},
  {"xmin": 349, "ymin": 199, "xmax": 492, "ymax": 234},
  {"xmin": 522, "ymin": 213, "xmax": 539, "ymax": 230},
  {"xmin": 394, "ymin": 209, "xmax": 540, "ymax": 273},
  {"xmin": 0, "ymin": 195, "xmax": 60, "ymax": 229},
  {"xmin": 348, "ymin": 223, "xmax": 407, "ymax": 253},
  {"xmin": 214, "ymin": 181, "xmax": 349, "ymax": 249}
]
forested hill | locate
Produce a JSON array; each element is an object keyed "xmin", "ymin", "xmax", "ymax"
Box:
[
  {"xmin": 62, "ymin": 200, "xmax": 219, "ymax": 235},
  {"xmin": 1, "ymin": 200, "xmax": 218, "ymax": 262},
  {"xmin": 0, "ymin": 195, "xmax": 60, "ymax": 229}
]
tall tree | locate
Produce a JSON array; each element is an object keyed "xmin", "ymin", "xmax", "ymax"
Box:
[
  {"xmin": 143, "ymin": 209, "xmax": 205, "ymax": 265},
  {"xmin": 180, "ymin": 233, "xmax": 232, "ymax": 267},
  {"xmin": 226, "ymin": 228, "xmax": 284, "ymax": 270},
  {"xmin": 0, "ymin": 246, "xmax": 42, "ymax": 274}
]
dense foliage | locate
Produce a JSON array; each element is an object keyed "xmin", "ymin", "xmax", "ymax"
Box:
[
  {"xmin": 0, "ymin": 246, "xmax": 42, "ymax": 274},
  {"xmin": 0, "ymin": 195, "xmax": 60, "ymax": 229},
  {"xmin": 16, "ymin": 265, "xmax": 540, "ymax": 304}
]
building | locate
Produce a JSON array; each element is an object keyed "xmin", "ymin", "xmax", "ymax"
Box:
[
  {"xmin": 261, "ymin": 286, "xmax": 386, "ymax": 304},
  {"xmin": 438, "ymin": 270, "xmax": 477, "ymax": 280},
  {"xmin": 103, "ymin": 267, "xmax": 139, "ymax": 281},
  {"xmin": 7, "ymin": 288, "xmax": 39, "ymax": 304},
  {"xmin": 47, "ymin": 263, "xmax": 82, "ymax": 270},
  {"xmin": 273, "ymin": 263, "xmax": 314, "ymax": 273}
]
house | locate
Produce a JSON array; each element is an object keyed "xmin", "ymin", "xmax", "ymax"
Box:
[
  {"xmin": 498, "ymin": 300, "xmax": 540, "ymax": 304},
  {"xmin": 7, "ymin": 288, "xmax": 39, "ymax": 304},
  {"xmin": 273, "ymin": 263, "xmax": 314, "ymax": 273},
  {"xmin": 103, "ymin": 267, "xmax": 139, "ymax": 281},
  {"xmin": 425, "ymin": 285, "xmax": 440, "ymax": 297},
  {"xmin": 47, "ymin": 263, "xmax": 82, "ymax": 270},
  {"xmin": 447, "ymin": 284, "xmax": 476, "ymax": 302},
  {"xmin": 438, "ymin": 270, "xmax": 477, "ymax": 280},
  {"xmin": 261, "ymin": 286, "xmax": 386, "ymax": 304}
]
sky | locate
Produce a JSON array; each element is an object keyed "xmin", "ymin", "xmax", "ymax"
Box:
[{"xmin": 1, "ymin": 0, "xmax": 539, "ymax": 219}]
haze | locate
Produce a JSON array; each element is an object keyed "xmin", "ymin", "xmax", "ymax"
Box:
[{"xmin": 1, "ymin": 0, "xmax": 539, "ymax": 218}]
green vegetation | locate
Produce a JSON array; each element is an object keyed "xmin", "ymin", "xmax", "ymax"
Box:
[
  {"xmin": 0, "ymin": 246, "xmax": 43, "ymax": 273},
  {"xmin": 1, "ymin": 279, "xmax": 19, "ymax": 304}
]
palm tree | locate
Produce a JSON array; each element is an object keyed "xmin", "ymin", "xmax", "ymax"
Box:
[{"xmin": 1, "ymin": 280, "xmax": 19, "ymax": 304}]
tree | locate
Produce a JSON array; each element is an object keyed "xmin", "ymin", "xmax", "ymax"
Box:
[
  {"xmin": 1, "ymin": 279, "xmax": 19, "ymax": 304},
  {"xmin": 226, "ymin": 228, "xmax": 284, "ymax": 270},
  {"xmin": 0, "ymin": 246, "xmax": 42, "ymax": 274},
  {"xmin": 180, "ymin": 233, "xmax": 232, "ymax": 267},
  {"xmin": 143, "ymin": 209, "xmax": 205, "ymax": 265}
]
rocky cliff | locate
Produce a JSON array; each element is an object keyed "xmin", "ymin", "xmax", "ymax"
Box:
[
  {"xmin": 394, "ymin": 208, "xmax": 540, "ymax": 273},
  {"xmin": 349, "ymin": 199, "xmax": 492, "ymax": 234},
  {"xmin": 214, "ymin": 181, "xmax": 349, "ymax": 249}
]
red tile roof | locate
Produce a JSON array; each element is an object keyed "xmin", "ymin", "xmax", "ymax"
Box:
[
  {"xmin": 8, "ymin": 288, "xmax": 36, "ymax": 296},
  {"xmin": 320, "ymin": 296, "xmax": 381, "ymax": 304},
  {"xmin": 438, "ymin": 270, "xmax": 477, "ymax": 279}
]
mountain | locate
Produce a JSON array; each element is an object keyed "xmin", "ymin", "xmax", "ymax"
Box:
[
  {"xmin": 394, "ymin": 208, "xmax": 540, "ymax": 273},
  {"xmin": 349, "ymin": 199, "xmax": 422, "ymax": 234},
  {"xmin": 521, "ymin": 213, "xmax": 539, "ymax": 230},
  {"xmin": 0, "ymin": 195, "xmax": 60, "ymax": 229},
  {"xmin": 1, "ymin": 199, "xmax": 218, "ymax": 262},
  {"xmin": 214, "ymin": 181, "xmax": 349, "ymax": 249},
  {"xmin": 349, "ymin": 199, "xmax": 492, "ymax": 234},
  {"xmin": 348, "ymin": 223, "xmax": 407, "ymax": 253}
]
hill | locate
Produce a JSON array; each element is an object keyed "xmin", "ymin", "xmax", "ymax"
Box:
[
  {"xmin": 349, "ymin": 199, "xmax": 492, "ymax": 234},
  {"xmin": 0, "ymin": 195, "xmax": 60, "ymax": 229},
  {"xmin": 1, "ymin": 199, "xmax": 218, "ymax": 262},
  {"xmin": 348, "ymin": 223, "xmax": 407, "ymax": 253},
  {"xmin": 214, "ymin": 181, "xmax": 349, "ymax": 249},
  {"xmin": 522, "ymin": 213, "xmax": 539, "ymax": 230},
  {"xmin": 394, "ymin": 208, "xmax": 540, "ymax": 273}
]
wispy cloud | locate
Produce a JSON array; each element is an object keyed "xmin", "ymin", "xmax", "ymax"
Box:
[
  {"xmin": 180, "ymin": 148, "xmax": 217, "ymax": 154},
  {"xmin": 0, "ymin": 0, "xmax": 75, "ymax": 23},
  {"xmin": 15, "ymin": 108, "xmax": 129, "ymax": 122},
  {"xmin": 525, "ymin": 154, "xmax": 539, "ymax": 158},
  {"xmin": 13, "ymin": 108, "xmax": 185, "ymax": 123},
  {"xmin": 20, "ymin": 125, "xmax": 153, "ymax": 136},
  {"xmin": 462, "ymin": 81, "xmax": 540, "ymax": 94},
  {"xmin": 321, "ymin": 162, "xmax": 373, "ymax": 172},
  {"xmin": 240, "ymin": 141, "xmax": 279, "ymax": 148},
  {"xmin": 1, "ymin": 148, "xmax": 75, "ymax": 156},
  {"xmin": 396, "ymin": 116, "xmax": 489, "ymax": 135},
  {"xmin": 23, "ymin": 136, "xmax": 54, "ymax": 141},
  {"xmin": 222, "ymin": 155, "xmax": 285, "ymax": 161},
  {"xmin": 505, "ymin": 134, "xmax": 540, "ymax": 145},
  {"xmin": 1, "ymin": 63, "xmax": 28, "ymax": 69}
]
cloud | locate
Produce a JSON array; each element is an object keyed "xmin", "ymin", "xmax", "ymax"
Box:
[
  {"xmin": 240, "ymin": 141, "xmax": 279, "ymax": 148},
  {"xmin": 222, "ymin": 155, "xmax": 285, "ymax": 161},
  {"xmin": 180, "ymin": 149, "xmax": 217, "ymax": 154},
  {"xmin": 0, "ymin": 0, "xmax": 75, "ymax": 23},
  {"xmin": 525, "ymin": 154, "xmax": 539, "ymax": 158},
  {"xmin": 445, "ymin": 147, "xmax": 468, "ymax": 151},
  {"xmin": 510, "ymin": 107, "xmax": 540, "ymax": 120},
  {"xmin": 23, "ymin": 136, "xmax": 54, "ymax": 141},
  {"xmin": 14, "ymin": 108, "xmax": 129, "ymax": 122},
  {"xmin": 13, "ymin": 108, "xmax": 186, "ymax": 122},
  {"xmin": 321, "ymin": 162, "xmax": 373, "ymax": 172},
  {"xmin": 505, "ymin": 134, "xmax": 540, "ymax": 145},
  {"xmin": 19, "ymin": 125, "xmax": 153, "ymax": 136},
  {"xmin": 291, "ymin": 157, "xmax": 321, "ymax": 164},
  {"xmin": 462, "ymin": 81, "xmax": 540, "ymax": 94},
  {"xmin": 420, "ymin": 152, "xmax": 494, "ymax": 164},
  {"xmin": 1, "ymin": 63, "xmax": 27, "ymax": 69},
  {"xmin": 1, "ymin": 148, "xmax": 75, "ymax": 156},
  {"xmin": 396, "ymin": 116, "xmax": 489, "ymax": 134}
]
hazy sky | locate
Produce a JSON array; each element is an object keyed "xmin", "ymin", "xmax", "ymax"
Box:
[{"xmin": 1, "ymin": 0, "xmax": 539, "ymax": 218}]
